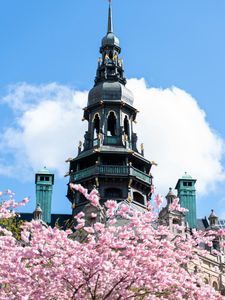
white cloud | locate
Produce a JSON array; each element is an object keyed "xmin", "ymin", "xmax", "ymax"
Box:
[
  {"xmin": 0, "ymin": 83, "xmax": 87, "ymax": 179},
  {"xmin": 0, "ymin": 79, "xmax": 224, "ymax": 196},
  {"xmin": 127, "ymin": 78, "xmax": 225, "ymax": 195}
]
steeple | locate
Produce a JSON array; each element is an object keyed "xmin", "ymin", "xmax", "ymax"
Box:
[
  {"xmin": 95, "ymin": 1, "xmax": 126, "ymax": 86},
  {"xmin": 107, "ymin": 1, "xmax": 113, "ymax": 33},
  {"xmin": 67, "ymin": 2, "xmax": 153, "ymax": 215}
]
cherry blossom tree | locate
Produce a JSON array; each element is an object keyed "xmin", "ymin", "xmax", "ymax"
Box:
[{"xmin": 0, "ymin": 187, "xmax": 224, "ymax": 300}]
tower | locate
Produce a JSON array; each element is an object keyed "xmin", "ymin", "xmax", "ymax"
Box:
[
  {"xmin": 35, "ymin": 167, "xmax": 54, "ymax": 224},
  {"xmin": 159, "ymin": 188, "xmax": 186, "ymax": 233},
  {"xmin": 67, "ymin": 3, "xmax": 153, "ymax": 213},
  {"xmin": 175, "ymin": 172, "xmax": 197, "ymax": 228},
  {"xmin": 33, "ymin": 204, "xmax": 43, "ymax": 221}
]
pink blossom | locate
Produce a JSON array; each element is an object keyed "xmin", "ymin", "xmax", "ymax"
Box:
[
  {"xmin": 91, "ymin": 213, "xmax": 97, "ymax": 218},
  {"xmin": 84, "ymin": 227, "xmax": 95, "ymax": 234},
  {"xmin": 169, "ymin": 197, "xmax": 188, "ymax": 213},
  {"xmin": 88, "ymin": 195, "xmax": 99, "ymax": 207},
  {"xmin": 0, "ymin": 186, "xmax": 223, "ymax": 300},
  {"xmin": 155, "ymin": 194, "xmax": 163, "ymax": 208},
  {"xmin": 105, "ymin": 200, "xmax": 117, "ymax": 209},
  {"xmin": 150, "ymin": 184, "xmax": 155, "ymax": 194},
  {"xmin": 74, "ymin": 211, "xmax": 85, "ymax": 219}
]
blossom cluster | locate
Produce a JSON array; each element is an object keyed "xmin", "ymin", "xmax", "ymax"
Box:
[{"xmin": 0, "ymin": 187, "xmax": 224, "ymax": 299}]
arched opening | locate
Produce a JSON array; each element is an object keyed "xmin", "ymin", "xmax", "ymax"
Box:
[
  {"xmin": 133, "ymin": 192, "xmax": 145, "ymax": 205},
  {"xmin": 213, "ymin": 281, "xmax": 218, "ymax": 291},
  {"xmin": 124, "ymin": 115, "xmax": 129, "ymax": 137},
  {"xmin": 93, "ymin": 114, "xmax": 100, "ymax": 139},
  {"xmin": 105, "ymin": 188, "xmax": 122, "ymax": 199},
  {"xmin": 109, "ymin": 50, "xmax": 113, "ymax": 60},
  {"xmin": 172, "ymin": 219, "xmax": 181, "ymax": 225},
  {"xmin": 107, "ymin": 111, "xmax": 116, "ymax": 136},
  {"xmin": 204, "ymin": 278, "xmax": 209, "ymax": 284}
]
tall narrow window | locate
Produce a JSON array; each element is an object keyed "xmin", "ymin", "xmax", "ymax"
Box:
[
  {"xmin": 93, "ymin": 114, "xmax": 100, "ymax": 139},
  {"xmin": 107, "ymin": 111, "xmax": 116, "ymax": 136},
  {"xmin": 124, "ymin": 115, "xmax": 129, "ymax": 136}
]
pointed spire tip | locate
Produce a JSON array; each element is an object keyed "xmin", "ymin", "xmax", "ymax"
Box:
[{"xmin": 107, "ymin": 0, "xmax": 113, "ymax": 33}]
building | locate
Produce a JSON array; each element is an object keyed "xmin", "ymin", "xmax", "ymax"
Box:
[
  {"xmin": 35, "ymin": 167, "xmax": 54, "ymax": 224},
  {"xmin": 175, "ymin": 172, "xmax": 197, "ymax": 228},
  {"xmin": 160, "ymin": 184, "xmax": 225, "ymax": 294},
  {"xmin": 66, "ymin": 2, "xmax": 152, "ymax": 215},
  {"xmin": 17, "ymin": 3, "xmax": 225, "ymax": 294},
  {"xmin": 20, "ymin": 167, "xmax": 71, "ymax": 227}
]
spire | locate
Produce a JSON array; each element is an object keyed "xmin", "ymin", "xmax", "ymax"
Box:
[
  {"xmin": 94, "ymin": 1, "xmax": 126, "ymax": 86},
  {"xmin": 107, "ymin": 1, "xmax": 113, "ymax": 33}
]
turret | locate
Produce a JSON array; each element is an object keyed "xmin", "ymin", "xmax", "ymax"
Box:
[
  {"xmin": 35, "ymin": 167, "xmax": 54, "ymax": 224},
  {"xmin": 66, "ymin": 2, "xmax": 153, "ymax": 214},
  {"xmin": 208, "ymin": 209, "xmax": 219, "ymax": 227},
  {"xmin": 33, "ymin": 204, "xmax": 43, "ymax": 221},
  {"xmin": 159, "ymin": 188, "xmax": 186, "ymax": 233},
  {"xmin": 175, "ymin": 172, "xmax": 197, "ymax": 228}
]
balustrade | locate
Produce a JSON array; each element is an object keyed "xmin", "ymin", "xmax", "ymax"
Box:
[{"xmin": 71, "ymin": 165, "xmax": 151, "ymax": 184}]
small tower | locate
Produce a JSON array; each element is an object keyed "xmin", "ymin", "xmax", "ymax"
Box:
[
  {"xmin": 175, "ymin": 172, "xmax": 197, "ymax": 228},
  {"xmin": 159, "ymin": 188, "xmax": 186, "ymax": 233},
  {"xmin": 66, "ymin": 2, "xmax": 152, "ymax": 214},
  {"xmin": 208, "ymin": 209, "xmax": 219, "ymax": 228},
  {"xmin": 208, "ymin": 210, "xmax": 220, "ymax": 251},
  {"xmin": 33, "ymin": 204, "xmax": 43, "ymax": 221},
  {"xmin": 35, "ymin": 167, "xmax": 54, "ymax": 224}
]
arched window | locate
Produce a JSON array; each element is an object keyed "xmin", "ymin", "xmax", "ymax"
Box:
[
  {"xmin": 109, "ymin": 50, "xmax": 113, "ymax": 60},
  {"xmin": 107, "ymin": 111, "xmax": 116, "ymax": 136},
  {"xmin": 93, "ymin": 114, "xmax": 100, "ymax": 139},
  {"xmin": 213, "ymin": 281, "xmax": 218, "ymax": 291},
  {"xmin": 105, "ymin": 188, "xmax": 122, "ymax": 199},
  {"xmin": 124, "ymin": 115, "xmax": 129, "ymax": 136},
  {"xmin": 133, "ymin": 192, "xmax": 145, "ymax": 205},
  {"xmin": 204, "ymin": 278, "xmax": 209, "ymax": 284}
]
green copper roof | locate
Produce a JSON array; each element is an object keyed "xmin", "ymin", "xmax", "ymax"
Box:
[
  {"xmin": 37, "ymin": 166, "xmax": 51, "ymax": 174},
  {"xmin": 181, "ymin": 172, "xmax": 192, "ymax": 179}
]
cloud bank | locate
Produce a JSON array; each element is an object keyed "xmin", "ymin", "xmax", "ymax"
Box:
[{"xmin": 1, "ymin": 79, "xmax": 224, "ymax": 196}]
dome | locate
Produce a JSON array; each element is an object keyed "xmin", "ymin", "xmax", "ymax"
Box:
[
  {"xmin": 101, "ymin": 32, "xmax": 120, "ymax": 48},
  {"xmin": 166, "ymin": 187, "xmax": 176, "ymax": 198},
  {"xmin": 88, "ymin": 81, "xmax": 134, "ymax": 107}
]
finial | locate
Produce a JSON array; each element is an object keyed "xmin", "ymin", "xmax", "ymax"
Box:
[{"xmin": 107, "ymin": 0, "xmax": 113, "ymax": 33}]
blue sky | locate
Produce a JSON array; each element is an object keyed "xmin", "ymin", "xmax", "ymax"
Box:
[{"xmin": 0, "ymin": 0, "xmax": 225, "ymax": 219}]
